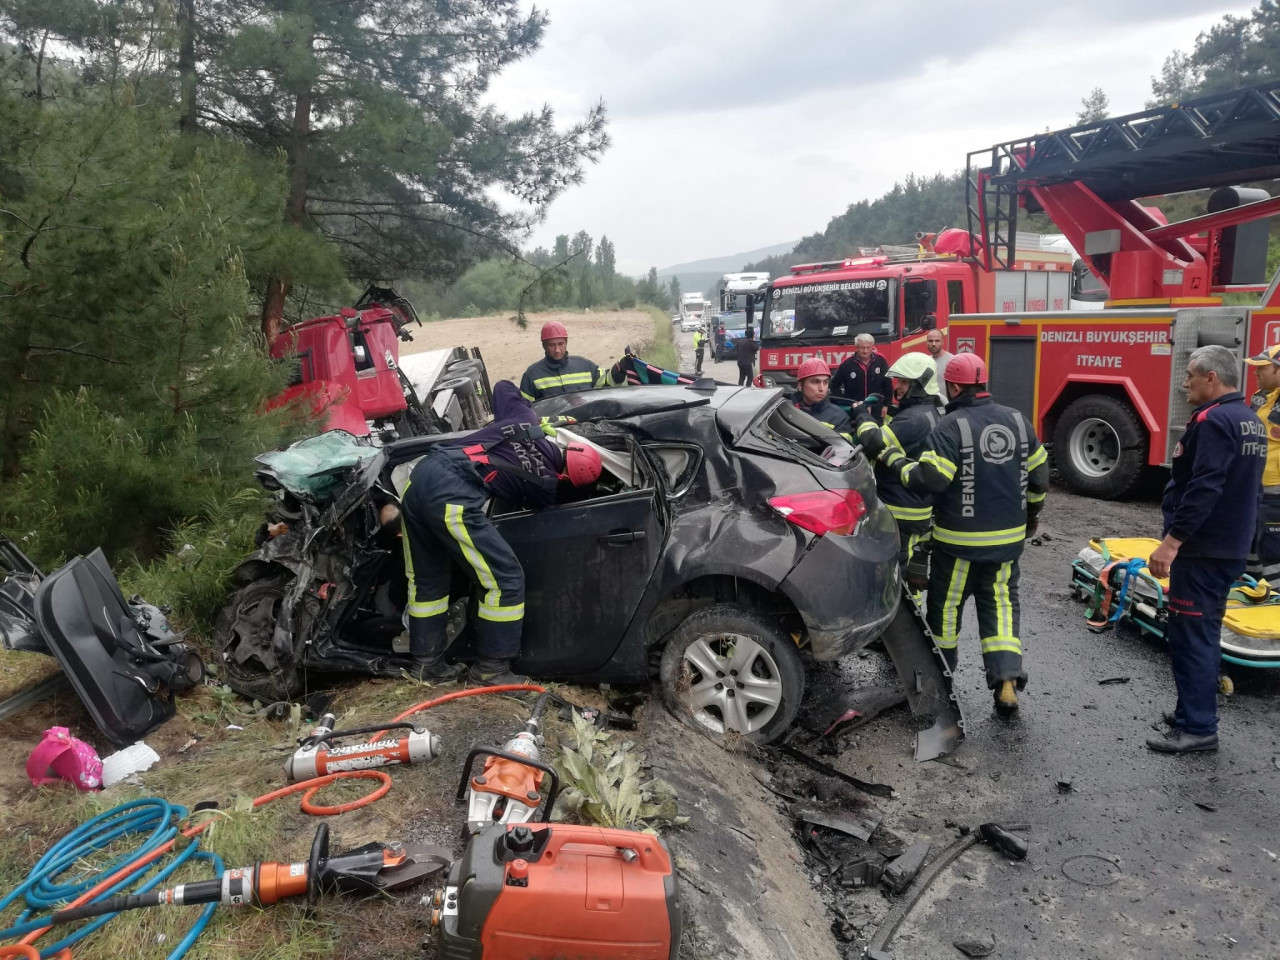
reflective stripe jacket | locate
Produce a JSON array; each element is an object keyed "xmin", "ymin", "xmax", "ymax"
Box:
[
  {"xmin": 1250, "ymin": 387, "xmax": 1280, "ymax": 488},
  {"xmin": 443, "ymin": 380, "xmax": 564, "ymax": 509},
  {"xmin": 1163, "ymin": 391, "xmax": 1265, "ymax": 559},
  {"xmin": 789, "ymin": 392, "xmax": 852, "ymax": 437},
  {"xmin": 857, "ymin": 395, "xmax": 941, "ymax": 524},
  {"xmin": 888, "ymin": 393, "xmax": 1048, "ymax": 561},
  {"xmin": 693, "ymin": 330, "xmax": 705, "ymax": 351},
  {"xmin": 519, "ymin": 354, "xmax": 605, "ymax": 401}
]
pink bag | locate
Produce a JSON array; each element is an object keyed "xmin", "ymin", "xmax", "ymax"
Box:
[{"xmin": 27, "ymin": 727, "xmax": 103, "ymax": 791}]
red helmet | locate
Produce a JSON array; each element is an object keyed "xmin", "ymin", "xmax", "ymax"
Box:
[
  {"xmin": 796, "ymin": 357, "xmax": 831, "ymax": 381},
  {"xmin": 944, "ymin": 352, "xmax": 988, "ymax": 385},
  {"xmin": 540, "ymin": 320, "xmax": 569, "ymax": 342},
  {"xmin": 562, "ymin": 443, "xmax": 602, "ymax": 486}
]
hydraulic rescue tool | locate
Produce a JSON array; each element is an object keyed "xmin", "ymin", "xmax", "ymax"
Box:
[
  {"xmin": 286, "ymin": 712, "xmax": 441, "ymax": 781},
  {"xmin": 43, "ymin": 824, "xmax": 450, "ymax": 925},
  {"xmin": 456, "ymin": 694, "xmax": 561, "ymax": 834},
  {"xmin": 433, "ymin": 823, "xmax": 680, "ymax": 960}
]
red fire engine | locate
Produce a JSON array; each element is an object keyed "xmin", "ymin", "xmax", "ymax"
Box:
[
  {"xmin": 756, "ymin": 232, "xmax": 1075, "ymax": 379},
  {"xmin": 950, "ymin": 80, "xmax": 1280, "ymax": 498}
]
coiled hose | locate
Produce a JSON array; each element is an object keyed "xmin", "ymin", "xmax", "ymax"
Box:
[{"xmin": 1, "ymin": 682, "xmax": 546, "ymax": 960}]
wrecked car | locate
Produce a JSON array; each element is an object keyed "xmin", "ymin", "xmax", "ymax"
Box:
[{"xmin": 217, "ymin": 383, "xmax": 957, "ymax": 746}]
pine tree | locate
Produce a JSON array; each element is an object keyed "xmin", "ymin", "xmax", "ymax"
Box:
[{"xmin": 1075, "ymin": 87, "xmax": 1110, "ymax": 125}]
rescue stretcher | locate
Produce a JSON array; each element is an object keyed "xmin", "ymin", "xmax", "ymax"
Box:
[{"xmin": 1069, "ymin": 538, "xmax": 1280, "ymax": 670}]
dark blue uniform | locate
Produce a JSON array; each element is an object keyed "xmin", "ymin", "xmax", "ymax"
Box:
[
  {"xmin": 401, "ymin": 381, "xmax": 564, "ymax": 661},
  {"xmin": 1161, "ymin": 391, "xmax": 1265, "ymax": 736},
  {"xmin": 856, "ymin": 394, "xmax": 942, "ymax": 568},
  {"xmin": 884, "ymin": 392, "xmax": 1048, "ymax": 688},
  {"xmin": 519, "ymin": 354, "xmax": 606, "ymax": 401},
  {"xmin": 788, "ymin": 392, "xmax": 852, "ymax": 437}
]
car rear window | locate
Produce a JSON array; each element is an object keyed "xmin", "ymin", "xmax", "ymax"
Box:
[{"xmin": 742, "ymin": 399, "xmax": 858, "ymax": 469}]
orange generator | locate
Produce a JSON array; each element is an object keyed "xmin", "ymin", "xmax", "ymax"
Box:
[{"xmin": 435, "ymin": 823, "xmax": 680, "ymax": 960}]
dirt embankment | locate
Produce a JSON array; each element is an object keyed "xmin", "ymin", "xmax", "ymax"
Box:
[{"xmin": 402, "ymin": 309, "xmax": 657, "ymax": 386}]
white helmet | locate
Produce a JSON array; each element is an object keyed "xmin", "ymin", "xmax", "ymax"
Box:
[{"xmin": 887, "ymin": 352, "xmax": 942, "ymax": 398}]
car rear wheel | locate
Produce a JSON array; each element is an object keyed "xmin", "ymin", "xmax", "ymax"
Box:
[
  {"xmin": 659, "ymin": 604, "xmax": 803, "ymax": 744},
  {"xmin": 215, "ymin": 575, "xmax": 301, "ymax": 702}
]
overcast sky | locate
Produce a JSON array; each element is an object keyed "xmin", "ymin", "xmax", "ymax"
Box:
[{"xmin": 487, "ymin": 0, "xmax": 1255, "ymax": 276}]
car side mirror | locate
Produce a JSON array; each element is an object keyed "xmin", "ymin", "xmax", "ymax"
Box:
[{"xmin": 921, "ymin": 314, "xmax": 937, "ymax": 330}]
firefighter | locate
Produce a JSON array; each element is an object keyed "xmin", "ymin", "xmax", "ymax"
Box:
[
  {"xmin": 789, "ymin": 358, "xmax": 851, "ymax": 437},
  {"xmin": 854, "ymin": 352, "xmax": 943, "ymax": 579},
  {"xmin": 1146, "ymin": 345, "xmax": 1265, "ymax": 753},
  {"xmin": 1243, "ymin": 343, "xmax": 1280, "ymax": 584},
  {"xmin": 519, "ymin": 321, "xmax": 616, "ymax": 401},
  {"xmin": 693, "ymin": 325, "xmax": 706, "ymax": 375},
  {"xmin": 400, "ymin": 380, "xmax": 603, "ymax": 685},
  {"xmin": 878, "ymin": 353, "xmax": 1048, "ymax": 713}
]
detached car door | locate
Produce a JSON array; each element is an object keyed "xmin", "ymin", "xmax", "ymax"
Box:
[{"xmin": 494, "ymin": 450, "xmax": 664, "ymax": 676}]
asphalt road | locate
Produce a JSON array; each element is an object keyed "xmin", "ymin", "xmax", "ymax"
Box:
[{"xmin": 673, "ymin": 326, "xmax": 1280, "ymax": 959}]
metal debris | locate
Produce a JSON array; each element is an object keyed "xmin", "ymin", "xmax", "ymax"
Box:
[
  {"xmin": 790, "ymin": 801, "xmax": 881, "ymax": 841},
  {"xmin": 883, "ymin": 840, "xmax": 932, "ymax": 894}
]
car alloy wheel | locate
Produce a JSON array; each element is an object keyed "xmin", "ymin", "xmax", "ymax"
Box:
[{"xmin": 660, "ymin": 603, "xmax": 804, "ymax": 744}]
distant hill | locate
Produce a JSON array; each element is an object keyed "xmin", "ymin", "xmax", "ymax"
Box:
[{"xmin": 657, "ymin": 239, "xmax": 800, "ymax": 299}]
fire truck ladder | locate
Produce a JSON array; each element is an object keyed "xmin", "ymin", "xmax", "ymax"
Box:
[{"xmin": 967, "ymin": 79, "xmax": 1280, "ymax": 272}]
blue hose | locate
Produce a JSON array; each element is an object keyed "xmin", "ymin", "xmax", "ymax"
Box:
[{"xmin": 0, "ymin": 798, "xmax": 220, "ymax": 959}]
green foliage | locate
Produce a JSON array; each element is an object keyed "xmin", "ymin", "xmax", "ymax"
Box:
[
  {"xmin": 553, "ymin": 711, "xmax": 688, "ymax": 832},
  {"xmin": 0, "ymin": 66, "xmax": 300, "ymax": 583},
  {"xmin": 1150, "ymin": 3, "xmax": 1280, "ymax": 105}
]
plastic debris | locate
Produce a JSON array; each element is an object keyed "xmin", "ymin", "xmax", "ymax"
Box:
[
  {"xmin": 101, "ymin": 741, "xmax": 161, "ymax": 787},
  {"xmin": 883, "ymin": 840, "xmax": 932, "ymax": 894},
  {"xmin": 27, "ymin": 727, "xmax": 102, "ymax": 790}
]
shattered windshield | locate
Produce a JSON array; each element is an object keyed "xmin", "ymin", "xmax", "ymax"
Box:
[{"xmin": 763, "ymin": 280, "xmax": 891, "ymax": 340}]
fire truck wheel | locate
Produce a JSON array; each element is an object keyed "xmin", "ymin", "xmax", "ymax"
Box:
[
  {"xmin": 659, "ymin": 604, "xmax": 804, "ymax": 745},
  {"xmin": 1052, "ymin": 395, "xmax": 1147, "ymax": 500}
]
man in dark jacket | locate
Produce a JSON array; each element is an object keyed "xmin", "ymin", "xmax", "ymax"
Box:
[
  {"xmin": 401, "ymin": 380, "xmax": 603, "ymax": 685},
  {"xmin": 736, "ymin": 328, "xmax": 760, "ymax": 386},
  {"xmin": 520, "ymin": 320, "xmax": 618, "ymax": 400},
  {"xmin": 855, "ymin": 351, "xmax": 943, "ymax": 576},
  {"xmin": 878, "ymin": 352, "xmax": 1048, "ymax": 714},
  {"xmin": 789, "ymin": 358, "xmax": 851, "ymax": 437},
  {"xmin": 1145, "ymin": 345, "xmax": 1266, "ymax": 753},
  {"xmin": 831, "ymin": 334, "xmax": 890, "ymax": 417}
]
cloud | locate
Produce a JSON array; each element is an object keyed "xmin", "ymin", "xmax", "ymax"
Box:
[{"xmin": 486, "ymin": 1, "xmax": 1256, "ymax": 272}]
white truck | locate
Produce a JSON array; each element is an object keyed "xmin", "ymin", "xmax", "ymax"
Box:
[{"xmin": 678, "ymin": 293, "xmax": 711, "ymax": 332}]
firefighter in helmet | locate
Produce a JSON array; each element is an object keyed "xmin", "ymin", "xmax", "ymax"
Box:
[
  {"xmin": 519, "ymin": 321, "xmax": 619, "ymax": 401},
  {"xmin": 400, "ymin": 380, "xmax": 603, "ymax": 685},
  {"xmin": 877, "ymin": 352, "xmax": 1048, "ymax": 714},
  {"xmin": 789, "ymin": 358, "xmax": 852, "ymax": 438},
  {"xmin": 855, "ymin": 352, "xmax": 944, "ymax": 578}
]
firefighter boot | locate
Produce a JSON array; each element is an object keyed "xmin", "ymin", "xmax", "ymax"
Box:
[
  {"xmin": 994, "ymin": 680, "xmax": 1019, "ymax": 714},
  {"xmin": 410, "ymin": 655, "xmax": 462, "ymax": 682},
  {"xmin": 467, "ymin": 657, "xmax": 532, "ymax": 687}
]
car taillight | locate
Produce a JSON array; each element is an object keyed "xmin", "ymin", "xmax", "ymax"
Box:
[{"xmin": 769, "ymin": 489, "xmax": 867, "ymax": 536}]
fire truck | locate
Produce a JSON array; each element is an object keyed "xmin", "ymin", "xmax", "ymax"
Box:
[
  {"xmin": 756, "ymin": 232, "xmax": 1074, "ymax": 381},
  {"xmin": 949, "ymin": 80, "xmax": 1280, "ymax": 499}
]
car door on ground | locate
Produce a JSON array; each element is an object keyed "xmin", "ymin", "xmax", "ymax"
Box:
[{"xmin": 494, "ymin": 451, "xmax": 664, "ymax": 676}]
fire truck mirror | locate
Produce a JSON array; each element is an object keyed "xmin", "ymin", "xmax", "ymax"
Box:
[{"xmin": 921, "ymin": 314, "xmax": 937, "ymax": 331}]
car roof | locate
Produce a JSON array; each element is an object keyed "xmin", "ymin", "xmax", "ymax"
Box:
[{"xmin": 533, "ymin": 383, "xmax": 777, "ymax": 428}]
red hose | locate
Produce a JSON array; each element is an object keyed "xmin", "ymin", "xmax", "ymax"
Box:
[
  {"xmin": 19, "ymin": 684, "xmax": 545, "ymax": 952},
  {"xmin": 369, "ymin": 683, "xmax": 546, "ymax": 741}
]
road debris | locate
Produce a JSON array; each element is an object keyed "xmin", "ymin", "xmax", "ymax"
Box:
[
  {"xmin": 1097, "ymin": 676, "xmax": 1131, "ymax": 685},
  {"xmin": 791, "ymin": 801, "xmax": 881, "ymax": 841},
  {"xmin": 882, "ymin": 839, "xmax": 932, "ymax": 894},
  {"xmin": 953, "ymin": 932, "xmax": 996, "ymax": 957},
  {"xmin": 778, "ymin": 744, "xmax": 895, "ymax": 798},
  {"xmin": 1194, "ymin": 801, "xmax": 1217, "ymax": 812}
]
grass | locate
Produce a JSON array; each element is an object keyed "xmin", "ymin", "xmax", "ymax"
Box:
[
  {"xmin": 634, "ymin": 304, "xmax": 681, "ymax": 372},
  {"xmin": 0, "ymin": 675, "xmax": 625, "ymax": 959}
]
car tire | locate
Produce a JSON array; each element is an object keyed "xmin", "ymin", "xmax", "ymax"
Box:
[
  {"xmin": 1052, "ymin": 395, "xmax": 1147, "ymax": 500},
  {"xmin": 215, "ymin": 575, "xmax": 302, "ymax": 702},
  {"xmin": 659, "ymin": 603, "xmax": 804, "ymax": 745}
]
